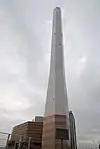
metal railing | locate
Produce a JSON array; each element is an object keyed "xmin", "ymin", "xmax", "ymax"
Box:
[
  {"xmin": 0, "ymin": 131, "xmax": 41, "ymax": 149},
  {"xmin": 0, "ymin": 132, "xmax": 33, "ymax": 149}
]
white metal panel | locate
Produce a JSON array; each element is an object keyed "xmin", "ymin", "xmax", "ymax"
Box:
[{"xmin": 44, "ymin": 7, "xmax": 69, "ymax": 126}]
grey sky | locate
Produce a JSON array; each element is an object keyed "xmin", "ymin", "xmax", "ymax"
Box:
[{"xmin": 0, "ymin": 0, "xmax": 100, "ymax": 148}]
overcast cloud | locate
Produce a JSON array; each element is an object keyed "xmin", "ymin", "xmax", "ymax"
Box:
[{"xmin": 0, "ymin": 0, "xmax": 100, "ymax": 148}]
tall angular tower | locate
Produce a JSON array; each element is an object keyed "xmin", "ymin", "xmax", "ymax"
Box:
[
  {"xmin": 42, "ymin": 7, "xmax": 69, "ymax": 149},
  {"xmin": 69, "ymin": 111, "xmax": 77, "ymax": 149}
]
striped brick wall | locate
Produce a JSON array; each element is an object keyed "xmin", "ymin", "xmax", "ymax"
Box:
[{"xmin": 42, "ymin": 114, "xmax": 69, "ymax": 149}]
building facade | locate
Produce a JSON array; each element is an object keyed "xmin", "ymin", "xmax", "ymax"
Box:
[{"xmin": 8, "ymin": 117, "xmax": 43, "ymax": 149}]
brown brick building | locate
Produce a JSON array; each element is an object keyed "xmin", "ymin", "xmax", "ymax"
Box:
[{"xmin": 8, "ymin": 117, "xmax": 43, "ymax": 149}]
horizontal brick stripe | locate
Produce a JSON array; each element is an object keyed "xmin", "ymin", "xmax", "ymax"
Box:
[
  {"xmin": 55, "ymin": 117, "xmax": 66, "ymax": 122},
  {"xmin": 43, "ymin": 125, "xmax": 67, "ymax": 137},
  {"xmin": 42, "ymin": 129, "xmax": 55, "ymax": 136},
  {"xmin": 43, "ymin": 127, "xmax": 66, "ymax": 133},
  {"xmin": 43, "ymin": 121, "xmax": 67, "ymax": 129},
  {"xmin": 42, "ymin": 135, "xmax": 55, "ymax": 140},
  {"xmin": 43, "ymin": 125, "xmax": 55, "ymax": 130},
  {"xmin": 44, "ymin": 114, "xmax": 67, "ymax": 119},
  {"xmin": 43, "ymin": 128, "xmax": 66, "ymax": 135},
  {"xmin": 42, "ymin": 137, "xmax": 55, "ymax": 140},
  {"xmin": 42, "ymin": 145, "xmax": 54, "ymax": 147},
  {"xmin": 42, "ymin": 143, "xmax": 54, "ymax": 147},
  {"xmin": 43, "ymin": 119, "xmax": 55, "ymax": 124},
  {"xmin": 44, "ymin": 117, "xmax": 67, "ymax": 122},
  {"xmin": 44, "ymin": 117, "xmax": 67, "ymax": 124},
  {"xmin": 43, "ymin": 130, "xmax": 54, "ymax": 135},
  {"xmin": 55, "ymin": 121, "xmax": 66, "ymax": 126},
  {"xmin": 42, "ymin": 146, "xmax": 54, "ymax": 149},
  {"xmin": 42, "ymin": 141, "xmax": 67, "ymax": 148},
  {"xmin": 43, "ymin": 128, "xmax": 67, "ymax": 137},
  {"xmin": 42, "ymin": 132, "xmax": 54, "ymax": 138}
]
